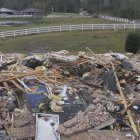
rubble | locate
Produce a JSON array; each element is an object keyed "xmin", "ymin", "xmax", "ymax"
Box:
[{"xmin": 0, "ymin": 49, "xmax": 139, "ymax": 139}]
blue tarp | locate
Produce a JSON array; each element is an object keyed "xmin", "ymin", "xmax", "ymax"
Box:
[
  {"xmin": 24, "ymin": 82, "xmax": 48, "ymax": 112},
  {"xmin": 25, "ymin": 93, "xmax": 46, "ymax": 112}
]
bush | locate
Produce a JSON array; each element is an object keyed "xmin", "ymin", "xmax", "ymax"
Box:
[{"xmin": 125, "ymin": 32, "xmax": 140, "ymax": 54}]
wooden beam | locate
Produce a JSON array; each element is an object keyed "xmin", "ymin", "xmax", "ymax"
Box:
[
  {"xmin": 16, "ymin": 78, "xmax": 32, "ymax": 92},
  {"xmin": 0, "ymin": 69, "xmax": 44, "ymax": 83},
  {"xmin": 111, "ymin": 62, "xmax": 139, "ymax": 136},
  {"xmin": 3, "ymin": 82, "xmax": 10, "ymax": 91},
  {"xmin": 11, "ymin": 80, "xmax": 26, "ymax": 92}
]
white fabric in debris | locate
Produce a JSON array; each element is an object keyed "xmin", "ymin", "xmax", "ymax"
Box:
[
  {"xmin": 36, "ymin": 118, "xmax": 57, "ymax": 140},
  {"xmin": 60, "ymin": 85, "xmax": 67, "ymax": 97},
  {"xmin": 50, "ymin": 50, "xmax": 79, "ymax": 61},
  {"xmin": 111, "ymin": 53, "xmax": 128, "ymax": 60}
]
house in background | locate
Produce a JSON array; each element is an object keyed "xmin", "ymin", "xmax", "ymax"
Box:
[
  {"xmin": 21, "ymin": 8, "xmax": 43, "ymax": 15},
  {"xmin": 0, "ymin": 8, "xmax": 15, "ymax": 15}
]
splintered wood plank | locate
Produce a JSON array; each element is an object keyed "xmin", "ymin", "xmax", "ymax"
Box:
[
  {"xmin": 0, "ymin": 69, "xmax": 44, "ymax": 83},
  {"xmin": 16, "ymin": 78, "xmax": 32, "ymax": 92},
  {"xmin": 11, "ymin": 80, "xmax": 26, "ymax": 92},
  {"xmin": 111, "ymin": 62, "xmax": 139, "ymax": 136},
  {"xmin": 3, "ymin": 82, "xmax": 10, "ymax": 91}
]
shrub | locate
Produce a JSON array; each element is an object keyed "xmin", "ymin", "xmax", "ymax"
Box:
[{"xmin": 125, "ymin": 32, "xmax": 140, "ymax": 54}]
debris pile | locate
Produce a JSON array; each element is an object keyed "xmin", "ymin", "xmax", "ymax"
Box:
[
  {"xmin": 0, "ymin": 49, "xmax": 140, "ymax": 140},
  {"xmin": 57, "ymin": 104, "xmax": 114, "ymax": 136}
]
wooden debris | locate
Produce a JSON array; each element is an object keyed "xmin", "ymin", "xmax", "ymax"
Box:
[
  {"xmin": 0, "ymin": 50, "xmax": 139, "ymax": 139},
  {"xmin": 111, "ymin": 62, "xmax": 139, "ymax": 136},
  {"xmin": 94, "ymin": 119, "xmax": 115, "ymax": 130}
]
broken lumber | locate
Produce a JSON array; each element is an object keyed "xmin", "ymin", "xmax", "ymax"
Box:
[
  {"xmin": 111, "ymin": 62, "xmax": 139, "ymax": 137},
  {"xmin": 0, "ymin": 69, "xmax": 44, "ymax": 83}
]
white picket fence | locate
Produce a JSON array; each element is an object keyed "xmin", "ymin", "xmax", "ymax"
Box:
[
  {"xmin": 0, "ymin": 23, "xmax": 139, "ymax": 38},
  {"xmin": 99, "ymin": 15, "xmax": 134, "ymax": 24}
]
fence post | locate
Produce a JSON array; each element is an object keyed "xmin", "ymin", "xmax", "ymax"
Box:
[
  {"xmin": 82, "ymin": 24, "xmax": 84, "ymax": 31},
  {"xmin": 60, "ymin": 26, "xmax": 62, "ymax": 32},
  {"xmin": 26, "ymin": 29, "xmax": 28, "ymax": 35},
  {"xmin": 49, "ymin": 27, "xmax": 51, "ymax": 32},
  {"xmin": 134, "ymin": 24, "xmax": 136, "ymax": 30},
  {"xmin": 124, "ymin": 24, "xmax": 126, "ymax": 29},
  {"xmin": 114, "ymin": 24, "xmax": 117, "ymax": 31},
  {"xmin": 2, "ymin": 32, "xmax": 4, "ymax": 39},
  {"xmin": 14, "ymin": 30, "xmax": 16, "ymax": 37},
  {"xmin": 70, "ymin": 25, "xmax": 72, "ymax": 31},
  {"xmin": 92, "ymin": 24, "xmax": 94, "ymax": 30},
  {"xmin": 37, "ymin": 28, "xmax": 39, "ymax": 34}
]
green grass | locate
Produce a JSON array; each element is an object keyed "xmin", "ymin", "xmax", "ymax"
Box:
[
  {"xmin": 0, "ymin": 17, "xmax": 36, "ymax": 21},
  {"xmin": 0, "ymin": 30, "xmax": 131, "ymax": 53},
  {"xmin": 0, "ymin": 17, "xmax": 115, "ymax": 31},
  {"xmin": 44, "ymin": 17, "xmax": 114, "ymax": 25},
  {"xmin": 48, "ymin": 12, "xmax": 79, "ymax": 16}
]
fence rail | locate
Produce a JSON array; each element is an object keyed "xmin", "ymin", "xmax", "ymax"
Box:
[
  {"xmin": 98, "ymin": 15, "xmax": 134, "ymax": 24},
  {"xmin": 0, "ymin": 23, "xmax": 140, "ymax": 38}
]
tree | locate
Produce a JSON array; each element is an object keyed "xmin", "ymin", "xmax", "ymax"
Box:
[
  {"xmin": 125, "ymin": 32, "xmax": 140, "ymax": 54},
  {"xmin": 119, "ymin": 8, "xmax": 139, "ymax": 19},
  {"xmin": 3, "ymin": 0, "xmax": 32, "ymax": 10},
  {"xmin": 84, "ymin": 0, "xmax": 100, "ymax": 14},
  {"xmin": 52, "ymin": 0, "xmax": 80, "ymax": 13},
  {"xmin": 82, "ymin": 0, "xmax": 140, "ymax": 18},
  {"xmin": 0, "ymin": 0, "xmax": 4, "ymax": 7}
]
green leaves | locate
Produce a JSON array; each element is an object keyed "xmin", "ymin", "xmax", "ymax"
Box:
[{"xmin": 125, "ymin": 32, "xmax": 140, "ymax": 54}]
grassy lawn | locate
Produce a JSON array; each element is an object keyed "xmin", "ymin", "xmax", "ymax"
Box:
[
  {"xmin": 48, "ymin": 12, "xmax": 79, "ymax": 16},
  {"xmin": 0, "ymin": 17, "xmax": 115, "ymax": 32},
  {"xmin": 44, "ymin": 17, "xmax": 114, "ymax": 25},
  {"xmin": 0, "ymin": 30, "xmax": 131, "ymax": 53}
]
